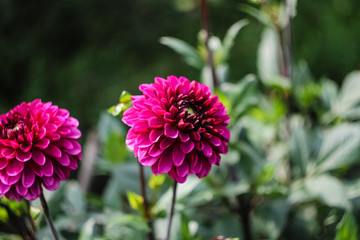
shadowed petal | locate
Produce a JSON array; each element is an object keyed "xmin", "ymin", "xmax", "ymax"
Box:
[
  {"xmin": 31, "ymin": 150, "xmax": 46, "ymax": 165},
  {"xmin": 180, "ymin": 141, "xmax": 194, "ymax": 154},
  {"xmin": 6, "ymin": 160, "xmax": 24, "ymax": 176},
  {"xmin": 164, "ymin": 123, "xmax": 179, "ymax": 139},
  {"xmin": 22, "ymin": 168, "xmax": 35, "ymax": 188},
  {"xmin": 158, "ymin": 150, "xmax": 173, "ymax": 174},
  {"xmin": 16, "ymin": 151, "xmax": 32, "ymax": 162}
]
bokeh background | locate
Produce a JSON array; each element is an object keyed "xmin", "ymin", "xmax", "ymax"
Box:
[{"xmin": 1, "ymin": 0, "xmax": 359, "ymax": 135}]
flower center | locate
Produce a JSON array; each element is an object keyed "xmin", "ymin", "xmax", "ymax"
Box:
[{"xmin": 2, "ymin": 120, "xmax": 25, "ymax": 139}]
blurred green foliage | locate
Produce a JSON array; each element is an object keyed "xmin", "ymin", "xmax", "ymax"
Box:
[{"xmin": 1, "ymin": 0, "xmax": 360, "ymax": 239}]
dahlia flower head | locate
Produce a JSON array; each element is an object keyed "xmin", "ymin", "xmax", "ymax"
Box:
[
  {"xmin": 122, "ymin": 76, "xmax": 230, "ymax": 183},
  {"xmin": 0, "ymin": 99, "xmax": 81, "ymax": 201}
]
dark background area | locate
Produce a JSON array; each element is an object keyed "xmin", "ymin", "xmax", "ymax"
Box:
[{"xmin": 1, "ymin": 0, "xmax": 359, "ymax": 136}]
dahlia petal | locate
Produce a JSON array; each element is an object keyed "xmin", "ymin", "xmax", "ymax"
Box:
[
  {"xmin": 43, "ymin": 178, "xmax": 60, "ymax": 191},
  {"xmin": 48, "ymin": 133, "xmax": 61, "ymax": 141},
  {"xmin": 148, "ymin": 144, "xmax": 165, "ymax": 157},
  {"xmin": 15, "ymin": 183, "xmax": 28, "ymax": 196},
  {"xmin": 22, "ymin": 167, "xmax": 35, "ymax": 188},
  {"xmin": 29, "ymin": 162, "xmax": 43, "ymax": 177},
  {"xmin": 160, "ymin": 137, "xmax": 176, "ymax": 149},
  {"xmin": 56, "ymin": 139, "xmax": 73, "ymax": 150},
  {"xmin": 189, "ymin": 153, "xmax": 201, "ymax": 174},
  {"xmin": 43, "ymin": 144, "xmax": 62, "ymax": 158},
  {"xmin": 164, "ymin": 123, "xmax": 179, "ymax": 139},
  {"xmin": 42, "ymin": 159, "xmax": 54, "ymax": 177},
  {"xmin": 42, "ymin": 176, "xmax": 54, "ymax": 186},
  {"xmin": 139, "ymin": 156, "xmax": 158, "ymax": 166},
  {"xmin": 37, "ymin": 127, "xmax": 47, "ymax": 139},
  {"xmin": 196, "ymin": 161, "xmax": 212, "ymax": 178},
  {"xmin": 0, "ymin": 158, "xmax": 8, "ymax": 170},
  {"xmin": 149, "ymin": 129, "xmax": 163, "ymax": 142},
  {"xmin": 176, "ymin": 175, "xmax": 188, "ymax": 183},
  {"xmin": 66, "ymin": 128, "xmax": 82, "ymax": 139},
  {"xmin": 34, "ymin": 138, "xmax": 50, "ymax": 149},
  {"xmin": 208, "ymin": 152, "xmax": 217, "ymax": 164},
  {"xmin": 1, "ymin": 148, "xmax": 16, "ymax": 159},
  {"xmin": 54, "ymin": 165, "xmax": 67, "ymax": 180},
  {"xmin": 6, "ymin": 160, "xmax": 24, "ymax": 176},
  {"xmin": 151, "ymin": 161, "xmax": 160, "ymax": 175},
  {"xmin": 172, "ymin": 145, "xmax": 185, "ymax": 167},
  {"xmin": 63, "ymin": 141, "xmax": 81, "ymax": 155},
  {"xmin": 20, "ymin": 142, "xmax": 32, "ymax": 153},
  {"xmin": 208, "ymin": 136, "xmax": 221, "ymax": 147},
  {"xmin": 138, "ymin": 110, "xmax": 153, "ymax": 119},
  {"xmin": 179, "ymin": 132, "xmax": 190, "ymax": 142},
  {"xmin": 196, "ymin": 142, "xmax": 204, "ymax": 151},
  {"xmin": 202, "ymin": 142, "xmax": 213, "ymax": 157},
  {"xmin": 136, "ymin": 134, "xmax": 153, "ymax": 147},
  {"xmin": 31, "ymin": 150, "xmax": 46, "ymax": 165},
  {"xmin": 0, "ymin": 173, "xmax": 21, "ymax": 185},
  {"xmin": 63, "ymin": 117, "xmax": 79, "ymax": 127},
  {"xmin": 180, "ymin": 141, "xmax": 195, "ymax": 154},
  {"xmin": 51, "ymin": 116, "xmax": 66, "ymax": 126},
  {"xmin": 190, "ymin": 132, "xmax": 201, "ymax": 141},
  {"xmin": 56, "ymin": 153, "xmax": 70, "ymax": 166},
  {"xmin": 148, "ymin": 117, "xmax": 164, "ymax": 128},
  {"xmin": 57, "ymin": 109, "xmax": 70, "ymax": 118},
  {"xmin": 158, "ymin": 150, "xmax": 173, "ymax": 174},
  {"xmin": 27, "ymin": 183, "xmax": 41, "ymax": 200},
  {"xmin": 68, "ymin": 156, "xmax": 79, "ymax": 170},
  {"xmin": 5, "ymin": 190, "xmax": 21, "ymax": 201},
  {"xmin": 45, "ymin": 123, "xmax": 58, "ymax": 133},
  {"xmin": 16, "ymin": 150, "xmax": 32, "ymax": 162},
  {"xmin": 0, "ymin": 182, "xmax": 11, "ymax": 195},
  {"xmin": 176, "ymin": 161, "xmax": 190, "ymax": 178}
]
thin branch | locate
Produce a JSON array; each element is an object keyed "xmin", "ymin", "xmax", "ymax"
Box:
[
  {"xmin": 39, "ymin": 191, "xmax": 59, "ymax": 240},
  {"xmin": 200, "ymin": 0, "xmax": 218, "ymax": 89},
  {"xmin": 165, "ymin": 180, "xmax": 178, "ymax": 240}
]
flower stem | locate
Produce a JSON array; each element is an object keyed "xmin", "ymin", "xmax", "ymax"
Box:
[
  {"xmin": 200, "ymin": 0, "xmax": 218, "ymax": 89},
  {"xmin": 138, "ymin": 163, "xmax": 155, "ymax": 240},
  {"xmin": 39, "ymin": 191, "xmax": 59, "ymax": 240},
  {"xmin": 165, "ymin": 180, "xmax": 178, "ymax": 240},
  {"xmin": 25, "ymin": 200, "xmax": 37, "ymax": 239}
]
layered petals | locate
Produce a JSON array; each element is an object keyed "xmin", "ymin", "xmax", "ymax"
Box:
[
  {"xmin": 0, "ymin": 99, "xmax": 82, "ymax": 201},
  {"xmin": 122, "ymin": 76, "xmax": 229, "ymax": 183}
]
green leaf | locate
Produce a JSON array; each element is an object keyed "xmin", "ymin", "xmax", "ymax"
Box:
[
  {"xmin": 316, "ymin": 124, "xmax": 360, "ymax": 173},
  {"xmin": 334, "ymin": 71, "xmax": 360, "ymax": 117},
  {"xmin": 304, "ymin": 175, "xmax": 351, "ymax": 210},
  {"xmin": 221, "ymin": 19, "xmax": 249, "ymax": 63},
  {"xmin": 127, "ymin": 191, "xmax": 144, "ymax": 214},
  {"xmin": 257, "ymin": 27, "xmax": 285, "ymax": 86},
  {"xmin": 160, "ymin": 36, "xmax": 204, "ymax": 69},
  {"xmin": 335, "ymin": 211, "xmax": 358, "ymax": 240},
  {"xmin": 290, "ymin": 125, "xmax": 310, "ymax": 178},
  {"xmin": 148, "ymin": 174, "xmax": 166, "ymax": 190}
]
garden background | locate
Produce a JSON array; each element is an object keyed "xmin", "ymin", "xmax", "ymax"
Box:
[{"xmin": 1, "ymin": 0, "xmax": 360, "ymax": 239}]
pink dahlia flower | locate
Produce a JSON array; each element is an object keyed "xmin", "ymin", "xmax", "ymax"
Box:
[
  {"xmin": 122, "ymin": 76, "xmax": 230, "ymax": 183},
  {"xmin": 0, "ymin": 99, "xmax": 81, "ymax": 201}
]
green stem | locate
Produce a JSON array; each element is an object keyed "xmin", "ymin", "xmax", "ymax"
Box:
[
  {"xmin": 138, "ymin": 163, "xmax": 155, "ymax": 240},
  {"xmin": 165, "ymin": 180, "xmax": 178, "ymax": 240},
  {"xmin": 39, "ymin": 191, "xmax": 59, "ymax": 240}
]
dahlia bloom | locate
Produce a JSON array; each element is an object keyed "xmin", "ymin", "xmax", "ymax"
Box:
[
  {"xmin": 122, "ymin": 76, "xmax": 230, "ymax": 183},
  {"xmin": 0, "ymin": 99, "xmax": 81, "ymax": 201}
]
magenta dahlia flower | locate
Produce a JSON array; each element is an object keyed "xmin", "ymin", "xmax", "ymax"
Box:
[
  {"xmin": 0, "ymin": 99, "xmax": 81, "ymax": 201},
  {"xmin": 122, "ymin": 76, "xmax": 230, "ymax": 183}
]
